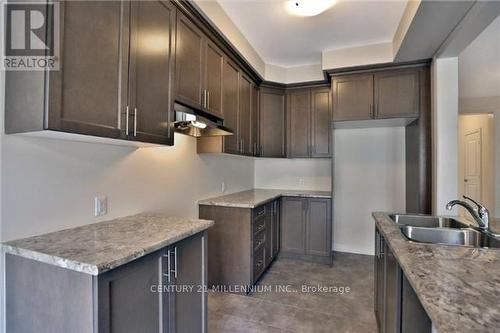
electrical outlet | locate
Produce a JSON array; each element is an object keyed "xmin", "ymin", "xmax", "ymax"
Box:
[
  {"xmin": 94, "ymin": 196, "xmax": 107, "ymax": 217},
  {"xmin": 221, "ymin": 182, "xmax": 226, "ymax": 193}
]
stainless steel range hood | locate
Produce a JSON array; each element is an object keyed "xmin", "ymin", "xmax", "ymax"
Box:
[{"xmin": 173, "ymin": 103, "xmax": 233, "ymax": 137}]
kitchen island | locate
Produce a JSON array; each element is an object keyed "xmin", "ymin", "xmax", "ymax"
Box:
[
  {"xmin": 3, "ymin": 213, "xmax": 213, "ymax": 333},
  {"xmin": 373, "ymin": 212, "xmax": 500, "ymax": 333}
]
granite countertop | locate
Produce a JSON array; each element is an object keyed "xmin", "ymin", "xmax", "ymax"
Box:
[
  {"xmin": 373, "ymin": 212, "xmax": 500, "ymax": 333},
  {"xmin": 198, "ymin": 189, "xmax": 332, "ymax": 208},
  {"xmin": 3, "ymin": 213, "xmax": 214, "ymax": 276}
]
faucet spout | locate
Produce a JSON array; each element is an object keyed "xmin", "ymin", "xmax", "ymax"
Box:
[{"xmin": 446, "ymin": 196, "xmax": 489, "ymax": 231}]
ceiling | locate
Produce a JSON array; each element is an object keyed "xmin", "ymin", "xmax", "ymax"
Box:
[
  {"xmin": 459, "ymin": 14, "xmax": 500, "ymax": 99},
  {"xmin": 218, "ymin": 0, "xmax": 408, "ymax": 67}
]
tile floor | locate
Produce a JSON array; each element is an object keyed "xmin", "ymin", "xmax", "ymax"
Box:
[{"xmin": 208, "ymin": 252, "xmax": 377, "ymax": 333}]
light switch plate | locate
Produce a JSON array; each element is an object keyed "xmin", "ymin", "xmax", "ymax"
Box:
[{"xmin": 94, "ymin": 196, "xmax": 107, "ymax": 217}]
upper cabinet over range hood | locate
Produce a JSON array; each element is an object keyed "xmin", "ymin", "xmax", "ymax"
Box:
[{"xmin": 173, "ymin": 103, "xmax": 233, "ymax": 137}]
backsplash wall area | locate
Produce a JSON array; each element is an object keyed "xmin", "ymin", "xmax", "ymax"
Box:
[{"xmin": 254, "ymin": 158, "xmax": 332, "ymax": 190}]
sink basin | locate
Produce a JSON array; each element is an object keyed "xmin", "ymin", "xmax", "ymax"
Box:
[
  {"xmin": 400, "ymin": 225, "xmax": 500, "ymax": 248},
  {"xmin": 390, "ymin": 214, "xmax": 469, "ymax": 229}
]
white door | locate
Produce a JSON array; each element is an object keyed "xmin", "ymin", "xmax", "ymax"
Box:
[{"xmin": 463, "ymin": 129, "xmax": 482, "ymax": 202}]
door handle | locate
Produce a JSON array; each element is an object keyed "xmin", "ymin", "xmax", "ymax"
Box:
[
  {"xmin": 163, "ymin": 250, "xmax": 171, "ymax": 283},
  {"xmin": 125, "ymin": 105, "xmax": 129, "ymax": 136},
  {"xmin": 172, "ymin": 247, "xmax": 178, "ymax": 279},
  {"xmin": 133, "ymin": 107, "xmax": 138, "ymax": 137}
]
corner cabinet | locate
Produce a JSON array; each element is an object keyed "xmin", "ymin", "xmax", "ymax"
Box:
[
  {"xmin": 6, "ymin": 231, "xmax": 208, "ymax": 333},
  {"xmin": 5, "ymin": 0, "xmax": 175, "ymax": 146},
  {"xmin": 280, "ymin": 197, "xmax": 332, "ymax": 264},
  {"xmin": 259, "ymin": 87, "xmax": 286, "ymax": 158},
  {"xmin": 332, "ymin": 67, "xmax": 422, "ymax": 122}
]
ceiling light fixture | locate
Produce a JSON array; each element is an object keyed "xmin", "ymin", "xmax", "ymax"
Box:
[{"xmin": 285, "ymin": 0, "xmax": 337, "ymax": 17}]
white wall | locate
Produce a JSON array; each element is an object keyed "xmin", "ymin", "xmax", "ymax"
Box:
[
  {"xmin": 254, "ymin": 158, "xmax": 331, "ymax": 191},
  {"xmin": 333, "ymin": 127, "xmax": 406, "ymax": 255},
  {"xmin": 1, "ymin": 134, "xmax": 254, "ymax": 241},
  {"xmin": 432, "ymin": 57, "xmax": 459, "ymax": 215},
  {"xmin": 321, "ymin": 42, "xmax": 393, "ymax": 70}
]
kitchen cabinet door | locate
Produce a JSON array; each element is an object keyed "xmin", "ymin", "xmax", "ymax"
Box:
[
  {"xmin": 251, "ymin": 85, "xmax": 260, "ymax": 156},
  {"xmin": 332, "ymin": 75, "xmax": 373, "ymax": 121},
  {"xmin": 311, "ymin": 87, "xmax": 332, "ymax": 158},
  {"xmin": 175, "ymin": 12, "xmax": 204, "ymax": 110},
  {"xmin": 385, "ymin": 241, "xmax": 402, "ymax": 333},
  {"xmin": 98, "ymin": 248, "xmax": 168, "ymax": 333},
  {"xmin": 287, "ymin": 89, "xmax": 311, "ymax": 158},
  {"xmin": 239, "ymin": 75, "xmax": 253, "ymax": 155},
  {"xmin": 222, "ymin": 59, "xmax": 240, "ymax": 154},
  {"xmin": 281, "ymin": 197, "xmax": 306, "ymax": 254},
  {"xmin": 205, "ymin": 41, "xmax": 224, "ymax": 117},
  {"xmin": 374, "ymin": 69, "xmax": 419, "ymax": 119},
  {"xmin": 46, "ymin": 0, "xmax": 129, "ymax": 139},
  {"xmin": 305, "ymin": 198, "xmax": 331, "ymax": 257},
  {"xmin": 260, "ymin": 87, "xmax": 286, "ymax": 158},
  {"xmin": 128, "ymin": 0, "xmax": 175, "ymax": 145},
  {"xmin": 170, "ymin": 232, "xmax": 207, "ymax": 333},
  {"xmin": 374, "ymin": 228, "xmax": 385, "ymax": 333}
]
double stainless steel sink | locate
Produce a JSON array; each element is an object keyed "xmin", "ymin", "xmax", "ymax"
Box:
[{"xmin": 390, "ymin": 214, "xmax": 500, "ymax": 248}]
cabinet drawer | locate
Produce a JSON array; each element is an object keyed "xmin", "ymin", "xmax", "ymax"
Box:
[
  {"xmin": 253, "ymin": 229, "xmax": 266, "ymax": 251},
  {"xmin": 253, "ymin": 246, "xmax": 266, "ymax": 281},
  {"xmin": 253, "ymin": 205, "xmax": 266, "ymax": 220},
  {"xmin": 253, "ymin": 217, "xmax": 266, "ymax": 235}
]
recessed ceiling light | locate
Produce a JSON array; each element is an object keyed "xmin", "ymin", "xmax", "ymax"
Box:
[{"xmin": 285, "ymin": 0, "xmax": 337, "ymax": 17}]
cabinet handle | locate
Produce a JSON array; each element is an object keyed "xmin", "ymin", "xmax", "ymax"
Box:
[
  {"xmin": 260, "ymin": 145, "xmax": 263, "ymax": 157},
  {"xmin": 207, "ymin": 91, "xmax": 210, "ymax": 110},
  {"xmin": 125, "ymin": 105, "xmax": 129, "ymax": 136},
  {"xmin": 163, "ymin": 251, "xmax": 171, "ymax": 283},
  {"xmin": 133, "ymin": 107, "xmax": 138, "ymax": 137},
  {"xmin": 172, "ymin": 246, "xmax": 178, "ymax": 279},
  {"xmin": 369, "ymin": 104, "xmax": 373, "ymax": 119}
]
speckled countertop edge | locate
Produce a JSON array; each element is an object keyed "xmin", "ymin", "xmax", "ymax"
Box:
[
  {"xmin": 373, "ymin": 212, "xmax": 500, "ymax": 333},
  {"xmin": 198, "ymin": 189, "xmax": 332, "ymax": 208},
  {"xmin": 3, "ymin": 214, "xmax": 214, "ymax": 276}
]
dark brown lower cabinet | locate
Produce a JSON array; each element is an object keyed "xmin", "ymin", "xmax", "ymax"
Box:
[
  {"xmin": 280, "ymin": 197, "xmax": 332, "ymax": 264},
  {"xmin": 6, "ymin": 231, "xmax": 208, "ymax": 333},
  {"xmin": 374, "ymin": 226, "xmax": 431, "ymax": 333},
  {"xmin": 199, "ymin": 199, "xmax": 280, "ymax": 292}
]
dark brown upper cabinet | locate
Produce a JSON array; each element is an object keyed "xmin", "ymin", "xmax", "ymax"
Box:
[
  {"xmin": 6, "ymin": 1, "xmax": 128, "ymax": 139},
  {"xmin": 311, "ymin": 87, "xmax": 332, "ymax": 157},
  {"xmin": 251, "ymin": 85, "xmax": 260, "ymax": 156},
  {"xmin": 221, "ymin": 59, "xmax": 240, "ymax": 154},
  {"xmin": 374, "ymin": 69, "xmax": 420, "ymax": 119},
  {"xmin": 260, "ymin": 87, "xmax": 286, "ymax": 158},
  {"xmin": 332, "ymin": 67, "xmax": 421, "ymax": 122},
  {"xmin": 287, "ymin": 89, "xmax": 311, "ymax": 158},
  {"xmin": 204, "ymin": 40, "xmax": 224, "ymax": 118},
  {"xmin": 239, "ymin": 75, "xmax": 253, "ymax": 155},
  {"xmin": 175, "ymin": 12, "xmax": 225, "ymax": 119},
  {"xmin": 128, "ymin": 0, "xmax": 176, "ymax": 145},
  {"xmin": 332, "ymin": 74, "xmax": 374, "ymax": 121},
  {"xmin": 287, "ymin": 86, "xmax": 332, "ymax": 158},
  {"xmin": 175, "ymin": 11, "xmax": 204, "ymax": 111},
  {"xmin": 5, "ymin": 1, "xmax": 175, "ymax": 146}
]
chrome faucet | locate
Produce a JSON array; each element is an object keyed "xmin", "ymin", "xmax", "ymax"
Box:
[{"xmin": 446, "ymin": 196, "xmax": 490, "ymax": 231}]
